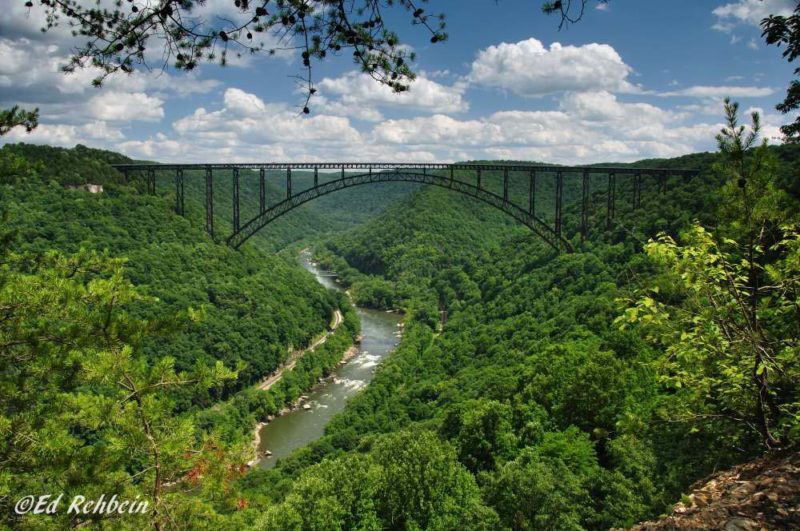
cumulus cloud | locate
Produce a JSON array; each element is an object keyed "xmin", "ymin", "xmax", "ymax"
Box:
[
  {"xmin": 103, "ymin": 87, "xmax": 742, "ymax": 165},
  {"xmin": 88, "ymin": 91, "xmax": 165, "ymax": 122},
  {"xmin": 170, "ymin": 88, "xmax": 363, "ymax": 152},
  {"xmin": 370, "ymin": 110, "xmax": 717, "ymax": 163},
  {"xmin": 368, "ymin": 91, "xmax": 721, "ymax": 163},
  {"xmin": 467, "ymin": 38, "xmax": 637, "ymax": 97},
  {"xmin": 3, "ymin": 121, "xmax": 124, "ymax": 147},
  {"xmin": 713, "ymin": 0, "xmax": 794, "ymax": 30},
  {"xmin": 315, "ymin": 72, "xmax": 468, "ymax": 120}
]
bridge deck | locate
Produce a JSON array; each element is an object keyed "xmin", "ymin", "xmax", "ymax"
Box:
[{"xmin": 112, "ymin": 162, "xmax": 700, "ymax": 176}]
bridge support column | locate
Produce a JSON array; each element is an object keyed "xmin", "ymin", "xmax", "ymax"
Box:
[
  {"xmin": 259, "ymin": 168, "xmax": 266, "ymax": 214},
  {"xmin": 233, "ymin": 168, "xmax": 240, "ymax": 232},
  {"xmin": 147, "ymin": 168, "xmax": 156, "ymax": 195},
  {"xmin": 555, "ymin": 171, "xmax": 563, "ymax": 238},
  {"xmin": 529, "ymin": 170, "xmax": 536, "ymax": 215},
  {"xmin": 659, "ymin": 171, "xmax": 667, "ymax": 194},
  {"xmin": 205, "ymin": 166, "xmax": 214, "ymax": 240},
  {"xmin": 286, "ymin": 168, "xmax": 292, "ymax": 199},
  {"xmin": 581, "ymin": 170, "xmax": 589, "ymax": 243},
  {"xmin": 314, "ymin": 167, "xmax": 318, "ymax": 187},
  {"xmin": 449, "ymin": 166, "xmax": 454, "ymax": 187},
  {"xmin": 477, "ymin": 168, "xmax": 482, "ymax": 190},
  {"xmin": 503, "ymin": 168, "xmax": 509, "ymax": 203},
  {"xmin": 341, "ymin": 167, "xmax": 345, "ymax": 181},
  {"xmin": 175, "ymin": 168, "xmax": 184, "ymax": 216},
  {"xmin": 607, "ymin": 173, "xmax": 616, "ymax": 230},
  {"xmin": 639, "ymin": 173, "xmax": 643, "ymax": 207}
]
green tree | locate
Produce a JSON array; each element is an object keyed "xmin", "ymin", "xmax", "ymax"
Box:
[
  {"xmin": 440, "ymin": 399, "xmax": 517, "ymax": 472},
  {"xmin": 618, "ymin": 100, "xmax": 800, "ymax": 449},
  {"xmin": 619, "ymin": 224, "xmax": 800, "ymax": 449},
  {"xmin": 763, "ymin": 3, "xmax": 800, "ymax": 141},
  {"xmin": 372, "ymin": 430, "xmax": 496, "ymax": 530},
  {"xmin": 0, "ymin": 249, "xmax": 241, "ymax": 529},
  {"xmin": 0, "ymin": 106, "xmax": 38, "ymax": 135}
]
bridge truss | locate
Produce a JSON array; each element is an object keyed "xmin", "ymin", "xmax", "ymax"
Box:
[{"xmin": 112, "ymin": 162, "xmax": 700, "ymax": 253}]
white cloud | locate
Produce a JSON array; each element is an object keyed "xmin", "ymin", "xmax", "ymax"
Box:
[
  {"xmin": 660, "ymin": 85, "xmax": 775, "ymax": 98},
  {"xmin": 3, "ymin": 121, "xmax": 124, "ymax": 146},
  {"xmin": 560, "ymin": 91, "xmax": 674, "ymax": 123},
  {"xmin": 467, "ymin": 38, "xmax": 637, "ymax": 97},
  {"xmin": 0, "ymin": 36, "xmax": 219, "ymax": 112},
  {"xmin": 316, "ymin": 72, "xmax": 468, "ymax": 119},
  {"xmin": 366, "ymin": 91, "xmax": 723, "ymax": 163},
  {"xmin": 88, "ymin": 91, "xmax": 164, "ymax": 122},
  {"xmin": 171, "ymin": 88, "xmax": 363, "ymax": 151},
  {"xmin": 713, "ymin": 0, "xmax": 794, "ymax": 29},
  {"xmin": 223, "ymin": 87, "xmax": 269, "ymax": 117},
  {"xmin": 100, "ymin": 86, "xmax": 744, "ymax": 165}
]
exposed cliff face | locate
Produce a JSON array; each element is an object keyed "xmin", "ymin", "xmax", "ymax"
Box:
[{"xmin": 625, "ymin": 451, "xmax": 800, "ymax": 530}]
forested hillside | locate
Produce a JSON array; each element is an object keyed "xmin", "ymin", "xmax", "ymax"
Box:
[
  {"xmin": 230, "ymin": 130, "xmax": 800, "ymax": 527},
  {"xmin": 2, "ymin": 121, "xmax": 798, "ymax": 529},
  {"xmin": 0, "ymin": 144, "xmax": 384, "ymax": 528},
  {"xmin": 1, "ymin": 144, "xmax": 338, "ymax": 399}
]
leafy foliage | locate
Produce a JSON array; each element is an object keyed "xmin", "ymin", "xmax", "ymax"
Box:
[
  {"xmin": 763, "ymin": 3, "xmax": 800, "ymax": 141},
  {"xmin": 0, "ymin": 106, "xmax": 39, "ymax": 135},
  {"xmin": 0, "ymin": 249, "xmax": 242, "ymax": 529}
]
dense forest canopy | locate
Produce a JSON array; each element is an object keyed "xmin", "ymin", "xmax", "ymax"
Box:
[{"xmin": 3, "ymin": 95, "xmax": 798, "ymax": 529}]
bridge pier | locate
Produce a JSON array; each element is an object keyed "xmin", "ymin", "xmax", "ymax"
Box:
[
  {"xmin": 175, "ymin": 168, "xmax": 184, "ymax": 216},
  {"xmin": 503, "ymin": 168, "xmax": 509, "ymax": 203},
  {"xmin": 147, "ymin": 168, "xmax": 156, "ymax": 195},
  {"xmin": 581, "ymin": 170, "xmax": 589, "ymax": 243},
  {"xmin": 555, "ymin": 171, "xmax": 563, "ymax": 238},
  {"xmin": 205, "ymin": 166, "xmax": 214, "ymax": 239},
  {"xmin": 314, "ymin": 167, "xmax": 319, "ymax": 187},
  {"xmin": 633, "ymin": 172, "xmax": 642, "ymax": 209},
  {"xmin": 477, "ymin": 168, "xmax": 482, "ymax": 190},
  {"xmin": 607, "ymin": 173, "xmax": 616, "ymax": 230},
  {"xmin": 233, "ymin": 168, "xmax": 240, "ymax": 232},
  {"xmin": 259, "ymin": 168, "xmax": 266, "ymax": 214},
  {"xmin": 529, "ymin": 170, "xmax": 536, "ymax": 216}
]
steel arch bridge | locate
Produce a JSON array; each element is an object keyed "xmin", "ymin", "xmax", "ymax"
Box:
[{"xmin": 112, "ymin": 162, "xmax": 700, "ymax": 253}]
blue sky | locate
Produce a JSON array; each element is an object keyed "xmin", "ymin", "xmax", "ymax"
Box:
[{"xmin": 0, "ymin": 0, "xmax": 796, "ymax": 163}]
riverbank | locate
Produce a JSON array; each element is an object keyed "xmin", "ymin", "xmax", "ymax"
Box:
[
  {"xmin": 257, "ymin": 309, "xmax": 343, "ymax": 392},
  {"xmin": 252, "ymin": 252, "xmax": 401, "ymax": 469}
]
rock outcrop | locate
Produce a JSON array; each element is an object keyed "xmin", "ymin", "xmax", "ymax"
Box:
[{"xmin": 627, "ymin": 451, "xmax": 799, "ymax": 530}]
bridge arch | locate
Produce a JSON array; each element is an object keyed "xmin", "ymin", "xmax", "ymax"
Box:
[{"xmin": 225, "ymin": 170, "xmax": 573, "ymax": 252}]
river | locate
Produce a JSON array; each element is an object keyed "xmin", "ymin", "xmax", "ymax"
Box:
[{"xmin": 256, "ymin": 251, "xmax": 401, "ymax": 469}]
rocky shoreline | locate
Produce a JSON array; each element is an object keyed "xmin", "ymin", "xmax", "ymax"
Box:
[{"xmin": 248, "ymin": 341, "xmax": 360, "ymax": 467}]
